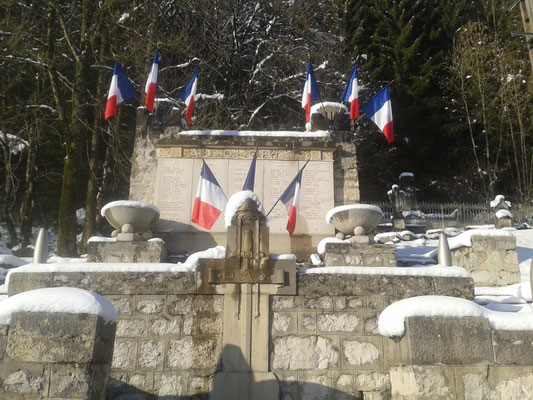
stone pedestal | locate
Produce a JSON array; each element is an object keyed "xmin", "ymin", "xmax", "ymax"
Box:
[
  {"xmin": 324, "ymin": 242, "xmax": 397, "ymax": 267},
  {"xmin": 495, "ymin": 218, "xmax": 512, "ymax": 229},
  {"xmin": 87, "ymin": 240, "xmax": 167, "ymax": 263},
  {"xmin": 392, "ymin": 218, "xmax": 405, "ymax": 231},
  {"xmin": 0, "ymin": 312, "xmax": 116, "ymax": 400},
  {"xmin": 451, "ymin": 235, "xmax": 520, "ymax": 286}
]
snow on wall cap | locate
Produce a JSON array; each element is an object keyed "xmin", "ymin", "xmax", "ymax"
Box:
[
  {"xmin": 399, "ymin": 172, "xmax": 414, "ymax": 178},
  {"xmin": 100, "ymin": 200, "xmax": 160, "ymax": 218},
  {"xmin": 224, "ymin": 191, "xmax": 266, "ymax": 228},
  {"xmin": 0, "ymin": 287, "xmax": 118, "ymax": 325},
  {"xmin": 490, "ymin": 194, "xmax": 511, "ymax": 209},
  {"xmin": 378, "ymin": 295, "xmax": 533, "ymax": 338},
  {"xmin": 496, "ymin": 209, "xmax": 512, "ymax": 219},
  {"xmin": 178, "ymin": 130, "xmax": 330, "ymax": 138},
  {"xmin": 325, "ymin": 204, "xmax": 383, "ymax": 225}
]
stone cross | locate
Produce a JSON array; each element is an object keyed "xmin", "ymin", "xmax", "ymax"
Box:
[{"xmin": 197, "ymin": 197, "xmax": 296, "ymax": 399}]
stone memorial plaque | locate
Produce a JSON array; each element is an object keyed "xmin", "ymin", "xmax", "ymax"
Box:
[
  {"xmin": 154, "ymin": 158, "xmax": 194, "ymax": 230},
  {"xmin": 154, "ymin": 157, "xmax": 334, "ymax": 235}
]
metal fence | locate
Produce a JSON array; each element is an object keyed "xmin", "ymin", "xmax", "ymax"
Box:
[{"xmin": 364, "ymin": 201, "xmax": 533, "ymax": 229}]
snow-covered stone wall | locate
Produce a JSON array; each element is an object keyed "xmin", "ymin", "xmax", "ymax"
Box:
[{"xmin": 0, "ymin": 311, "xmax": 115, "ymax": 399}]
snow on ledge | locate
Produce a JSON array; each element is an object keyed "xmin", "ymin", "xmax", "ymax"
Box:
[
  {"xmin": 178, "ymin": 130, "xmax": 330, "ymax": 138},
  {"xmin": 224, "ymin": 191, "xmax": 265, "ymax": 228},
  {"xmin": 6, "ymin": 246, "xmax": 227, "ymax": 286},
  {"xmin": 0, "ymin": 287, "xmax": 117, "ymax": 325},
  {"xmin": 378, "ymin": 295, "xmax": 533, "ymax": 337},
  {"xmin": 298, "ymin": 265, "xmax": 471, "ymax": 278}
]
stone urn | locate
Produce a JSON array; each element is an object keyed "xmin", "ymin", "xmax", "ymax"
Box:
[
  {"xmin": 101, "ymin": 200, "xmax": 160, "ymax": 241},
  {"xmin": 326, "ymin": 204, "xmax": 383, "ymax": 236}
]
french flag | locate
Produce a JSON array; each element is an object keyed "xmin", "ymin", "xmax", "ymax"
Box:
[
  {"xmin": 242, "ymin": 152, "xmax": 257, "ymax": 191},
  {"xmin": 341, "ymin": 63, "xmax": 359, "ymax": 120},
  {"xmin": 360, "ymin": 84, "xmax": 394, "ymax": 143},
  {"xmin": 191, "ymin": 161, "xmax": 227, "ymax": 230},
  {"xmin": 279, "ymin": 162, "xmax": 308, "ymax": 236},
  {"xmin": 144, "ymin": 50, "xmax": 159, "ymax": 113},
  {"xmin": 301, "ymin": 61, "xmax": 321, "ymax": 123},
  {"xmin": 180, "ymin": 67, "xmax": 199, "ymax": 127},
  {"xmin": 105, "ymin": 61, "xmax": 137, "ymax": 120}
]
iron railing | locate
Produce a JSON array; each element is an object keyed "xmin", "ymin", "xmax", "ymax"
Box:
[{"xmin": 362, "ymin": 201, "xmax": 533, "ymax": 228}]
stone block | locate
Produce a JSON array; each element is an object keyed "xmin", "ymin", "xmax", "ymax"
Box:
[
  {"xmin": 403, "ymin": 316, "xmax": 493, "ymax": 365},
  {"xmin": 324, "ymin": 242, "xmax": 397, "ymax": 267},
  {"xmin": 492, "ymin": 330, "xmax": 533, "ymax": 365},
  {"xmin": 390, "ymin": 365, "xmax": 456, "ymax": 400},
  {"xmin": 488, "ymin": 366, "xmax": 533, "ymax": 399},
  {"xmin": 341, "ymin": 336, "xmax": 383, "ymax": 369},
  {"xmin": 451, "ymin": 235, "xmax": 520, "ymax": 287},
  {"xmin": 317, "ymin": 313, "xmax": 361, "ymax": 333},
  {"xmin": 150, "ymin": 317, "xmax": 182, "ymax": 337},
  {"xmin": 454, "ymin": 366, "xmax": 491, "ymax": 400},
  {"xmin": 355, "ymin": 371, "xmax": 390, "ymax": 392},
  {"xmin": 382, "ymin": 337, "xmax": 410, "ymax": 368},
  {"xmin": 184, "ymin": 315, "xmax": 223, "ymax": 335},
  {"xmin": 298, "ymin": 371, "xmax": 332, "ymax": 400},
  {"xmin": 138, "ymin": 339, "xmax": 164, "ymax": 370},
  {"xmin": 87, "ymin": 240, "xmax": 167, "ymax": 263},
  {"xmin": 167, "ymin": 337, "xmax": 218, "ymax": 370},
  {"xmin": 6, "ymin": 313, "xmax": 115, "ymax": 364},
  {"xmin": 166, "ymin": 295, "xmax": 223, "ymax": 316},
  {"xmin": 126, "ymin": 371, "xmax": 154, "ymax": 392},
  {"xmin": 48, "ymin": 364, "xmax": 91, "ymax": 398},
  {"xmin": 116, "ymin": 318, "xmax": 146, "ymax": 337},
  {"xmin": 8, "ymin": 271, "xmax": 198, "ymax": 297},
  {"xmin": 302, "ymin": 296, "xmax": 334, "ymax": 310},
  {"xmin": 271, "ymin": 296, "xmax": 300, "ymax": 311},
  {"xmin": 111, "ymin": 340, "xmax": 137, "ymax": 370},
  {"xmin": 298, "ymin": 274, "xmax": 433, "ymax": 301},
  {"xmin": 0, "ymin": 363, "xmax": 48, "ymax": 395},
  {"xmin": 433, "ymin": 276, "xmax": 475, "ymax": 300},
  {"xmin": 107, "ymin": 296, "xmax": 132, "ymax": 315},
  {"xmin": 298, "ymin": 312, "xmax": 317, "ymax": 334},
  {"xmin": 272, "ymin": 312, "xmax": 297, "ymax": 335},
  {"xmin": 271, "ymin": 335, "xmax": 339, "ymax": 370},
  {"xmin": 135, "ymin": 297, "xmax": 165, "ymax": 314}
]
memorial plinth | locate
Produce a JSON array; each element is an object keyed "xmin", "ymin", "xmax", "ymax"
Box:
[{"xmin": 129, "ymin": 113, "xmax": 361, "ymax": 255}]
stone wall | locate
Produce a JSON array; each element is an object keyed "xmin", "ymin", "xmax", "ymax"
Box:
[
  {"xmin": 0, "ymin": 312, "xmax": 115, "ymax": 399},
  {"xmin": 270, "ymin": 274, "xmax": 474, "ymax": 400},
  {"xmin": 8, "ymin": 270, "xmax": 474, "ymax": 399},
  {"xmin": 451, "ymin": 235, "xmax": 520, "ymax": 286},
  {"xmin": 391, "ymin": 316, "xmax": 533, "ymax": 399}
]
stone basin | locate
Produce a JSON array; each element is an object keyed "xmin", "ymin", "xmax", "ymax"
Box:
[
  {"xmin": 326, "ymin": 204, "xmax": 383, "ymax": 235},
  {"xmin": 101, "ymin": 200, "xmax": 160, "ymax": 233}
]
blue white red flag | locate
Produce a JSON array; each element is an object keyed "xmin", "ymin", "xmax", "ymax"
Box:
[
  {"xmin": 191, "ymin": 160, "xmax": 227, "ymax": 230},
  {"xmin": 105, "ymin": 61, "xmax": 137, "ymax": 120},
  {"xmin": 144, "ymin": 50, "xmax": 159, "ymax": 113},
  {"xmin": 301, "ymin": 61, "xmax": 321, "ymax": 123},
  {"xmin": 180, "ymin": 67, "xmax": 199, "ymax": 127},
  {"xmin": 361, "ymin": 84, "xmax": 394, "ymax": 143},
  {"xmin": 242, "ymin": 152, "xmax": 257, "ymax": 191},
  {"xmin": 341, "ymin": 63, "xmax": 360, "ymax": 120},
  {"xmin": 279, "ymin": 162, "xmax": 308, "ymax": 236}
]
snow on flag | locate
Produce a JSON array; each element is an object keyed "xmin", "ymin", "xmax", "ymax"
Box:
[
  {"xmin": 279, "ymin": 162, "xmax": 309, "ymax": 236},
  {"xmin": 144, "ymin": 49, "xmax": 159, "ymax": 113},
  {"xmin": 191, "ymin": 160, "xmax": 227, "ymax": 230},
  {"xmin": 301, "ymin": 61, "xmax": 321, "ymax": 123},
  {"xmin": 180, "ymin": 67, "xmax": 199, "ymax": 127},
  {"xmin": 341, "ymin": 63, "xmax": 360, "ymax": 120},
  {"xmin": 360, "ymin": 84, "xmax": 394, "ymax": 143},
  {"xmin": 105, "ymin": 61, "xmax": 137, "ymax": 120},
  {"xmin": 242, "ymin": 152, "xmax": 257, "ymax": 192}
]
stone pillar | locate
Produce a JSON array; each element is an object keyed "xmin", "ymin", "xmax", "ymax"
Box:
[{"xmin": 0, "ymin": 312, "xmax": 116, "ymax": 399}]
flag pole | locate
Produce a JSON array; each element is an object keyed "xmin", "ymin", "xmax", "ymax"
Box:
[{"xmin": 266, "ymin": 159, "xmax": 310, "ymax": 217}]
